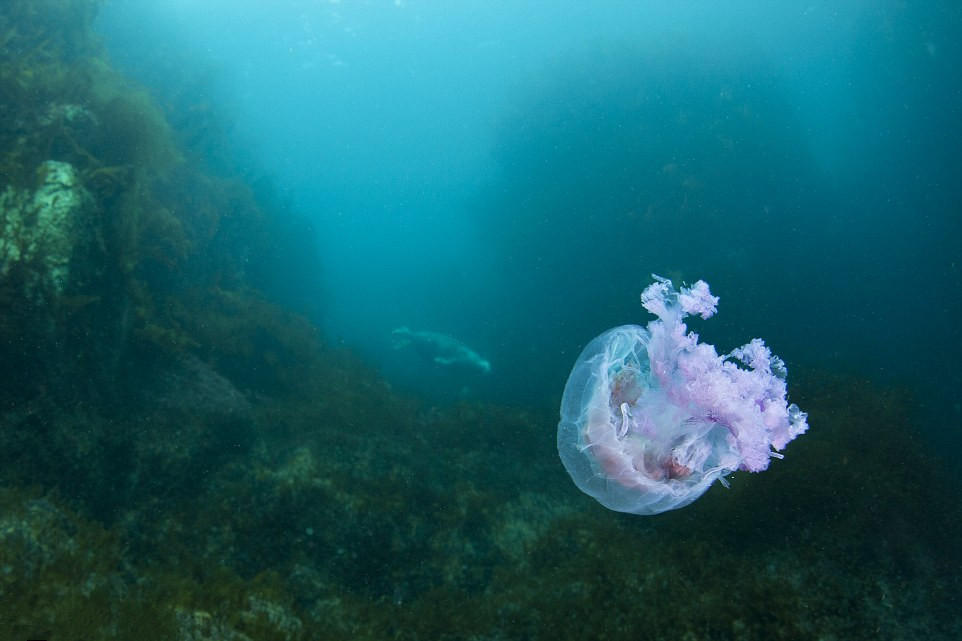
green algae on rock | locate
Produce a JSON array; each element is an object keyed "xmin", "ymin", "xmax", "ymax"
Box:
[{"xmin": 0, "ymin": 160, "xmax": 92, "ymax": 298}]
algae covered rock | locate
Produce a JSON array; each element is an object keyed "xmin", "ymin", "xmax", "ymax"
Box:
[{"xmin": 0, "ymin": 159, "xmax": 93, "ymax": 299}]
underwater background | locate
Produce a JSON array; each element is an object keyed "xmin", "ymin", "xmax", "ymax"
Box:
[{"xmin": 0, "ymin": 0, "xmax": 959, "ymax": 639}]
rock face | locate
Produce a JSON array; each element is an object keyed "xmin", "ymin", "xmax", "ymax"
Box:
[
  {"xmin": 0, "ymin": 160, "xmax": 93, "ymax": 299},
  {"xmin": 121, "ymin": 353, "xmax": 256, "ymax": 503},
  {"xmin": 139, "ymin": 353, "xmax": 253, "ymax": 424}
]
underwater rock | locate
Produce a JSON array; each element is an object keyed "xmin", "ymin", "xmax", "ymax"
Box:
[
  {"xmin": 0, "ymin": 160, "xmax": 92, "ymax": 299},
  {"xmin": 392, "ymin": 326, "xmax": 492, "ymax": 374},
  {"xmin": 0, "ymin": 490, "xmax": 132, "ymax": 636},
  {"xmin": 0, "ymin": 496, "xmax": 87, "ymax": 580},
  {"xmin": 115, "ymin": 354, "xmax": 255, "ymax": 505},
  {"xmin": 139, "ymin": 353, "xmax": 253, "ymax": 423},
  {"xmin": 173, "ymin": 594, "xmax": 302, "ymax": 641},
  {"xmin": 37, "ymin": 102, "xmax": 99, "ymax": 129}
]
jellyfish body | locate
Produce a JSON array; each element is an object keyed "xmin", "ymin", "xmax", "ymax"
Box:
[{"xmin": 558, "ymin": 277, "xmax": 808, "ymax": 515}]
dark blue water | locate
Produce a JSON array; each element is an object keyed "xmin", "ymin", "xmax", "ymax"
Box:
[{"xmin": 97, "ymin": 1, "xmax": 960, "ymax": 433}]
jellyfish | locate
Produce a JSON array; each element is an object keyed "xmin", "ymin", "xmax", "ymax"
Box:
[{"xmin": 558, "ymin": 276, "xmax": 808, "ymax": 515}]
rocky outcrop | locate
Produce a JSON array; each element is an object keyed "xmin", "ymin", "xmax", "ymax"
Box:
[{"xmin": 0, "ymin": 160, "xmax": 94, "ymax": 300}]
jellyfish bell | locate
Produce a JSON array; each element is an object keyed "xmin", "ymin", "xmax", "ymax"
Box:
[
  {"xmin": 558, "ymin": 277, "xmax": 808, "ymax": 516},
  {"xmin": 558, "ymin": 325, "xmax": 739, "ymax": 515}
]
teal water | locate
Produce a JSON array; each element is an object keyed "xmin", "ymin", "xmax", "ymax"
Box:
[
  {"xmin": 0, "ymin": 1, "xmax": 942, "ymax": 637},
  {"xmin": 98, "ymin": 0, "xmax": 960, "ymax": 427}
]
